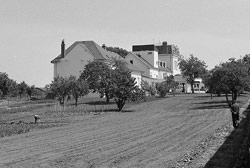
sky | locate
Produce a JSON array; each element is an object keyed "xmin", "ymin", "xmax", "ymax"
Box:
[{"xmin": 0, "ymin": 0, "xmax": 249, "ymax": 87}]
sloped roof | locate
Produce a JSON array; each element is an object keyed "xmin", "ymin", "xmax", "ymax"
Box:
[
  {"xmin": 51, "ymin": 41, "xmax": 122, "ymax": 63},
  {"xmin": 51, "ymin": 41, "xmax": 142, "ymax": 73},
  {"xmin": 127, "ymin": 52, "xmax": 157, "ymax": 70},
  {"xmin": 127, "ymin": 52, "xmax": 172, "ymax": 73}
]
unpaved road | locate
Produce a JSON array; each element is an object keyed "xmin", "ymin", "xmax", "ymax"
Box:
[{"xmin": 0, "ymin": 95, "xmax": 241, "ymax": 167}]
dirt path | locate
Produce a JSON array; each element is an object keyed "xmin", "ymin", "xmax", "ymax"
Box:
[{"xmin": 0, "ymin": 95, "xmax": 242, "ymax": 167}]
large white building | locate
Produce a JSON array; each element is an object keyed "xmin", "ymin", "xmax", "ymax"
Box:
[
  {"xmin": 51, "ymin": 40, "xmax": 143, "ymax": 87},
  {"xmin": 51, "ymin": 40, "xmax": 203, "ymax": 93}
]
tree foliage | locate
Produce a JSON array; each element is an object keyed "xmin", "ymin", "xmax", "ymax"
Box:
[
  {"xmin": 111, "ymin": 59, "xmax": 141, "ymax": 111},
  {"xmin": 206, "ymin": 57, "xmax": 250, "ymax": 106},
  {"xmin": 17, "ymin": 81, "xmax": 28, "ymax": 100},
  {"xmin": 156, "ymin": 75, "xmax": 178, "ymax": 97},
  {"xmin": 0, "ymin": 72, "xmax": 11, "ymax": 98},
  {"xmin": 68, "ymin": 76, "xmax": 89, "ymax": 106},
  {"xmin": 80, "ymin": 60, "xmax": 113, "ymax": 103},
  {"xmin": 178, "ymin": 55, "xmax": 207, "ymax": 93},
  {"xmin": 141, "ymin": 80, "xmax": 156, "ymax": 96},
  {"xmin": 50, "ymin": 76, "xmax": 71, "ymax": 105},
  {"xmin": 80, "ymin": 58, "xmax": 145, "ymax": 111},
  {"xmin": 26, "ymin": 85, "xmax": 36, "ymax": 99},
  {"xmin": 102, "ymin": 44, "xmax": 129, "ymax": 58}
]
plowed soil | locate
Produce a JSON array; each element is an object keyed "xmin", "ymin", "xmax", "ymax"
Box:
[{"xmin": 0, "ymin": 94, "xmax": 249, "ymax": 168}]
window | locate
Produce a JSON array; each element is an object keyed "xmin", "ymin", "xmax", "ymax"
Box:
[
  {"xmin": 148, "ymin": 52, "xmax": 152, "ymax": 54},
  {"xmin": 160, "ymin": 62, "xmax": 162, "ymax": 67},
  {"xmin": 163, "ymin": 62, "xmax": 166, "ymax": 67},
  {"xmin": 130, "ymin": 60, "xmax": 133, "ymax": 64}
]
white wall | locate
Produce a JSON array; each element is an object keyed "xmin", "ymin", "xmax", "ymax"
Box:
[
  {"xmin": 131, "ymin": 71, "xmax": 142, "ymax": 88},
  {"xmin": 132, "ymin": 51, "xmax": 159, "ymax": 68},
  {"xmin": 158, "ymin": 54, "xmax": 181, "ymax": 75},
  {"xmin": 149, "ymin": 69, "xmax": 158, "ymax": 79},
  {"xmin": 125, "ymin": 53, "xmax": 150, "ymax": 77},
  {"xmin": 54, "ymin": 43, "xmax": 94, "ymax": 78}
]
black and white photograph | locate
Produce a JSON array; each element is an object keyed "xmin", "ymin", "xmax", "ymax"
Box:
[{"xmin": 1, "ymin": 0, "xmax": 250, "ymax": 167}]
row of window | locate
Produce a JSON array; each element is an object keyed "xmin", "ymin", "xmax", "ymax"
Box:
[{"xmin": 158, "ymin": 61, "xmax": 167, "ymax": 68}]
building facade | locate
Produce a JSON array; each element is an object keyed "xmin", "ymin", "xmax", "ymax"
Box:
[
  {"xmin": 51, "ymin": 40, "xmax": 204, "ymax": 93},
  {"xmin": 51, "ymin": 40, "xmax": 143, "ymax": 87}
]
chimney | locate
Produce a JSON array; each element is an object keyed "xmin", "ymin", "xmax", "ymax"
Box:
[
  {"xmin": 61, "ymin": 39, "xmax": 65, "ymax": 58},
  {"xmin": 162, "ymin": 41, "xmax": 167, "ymax": 54}
]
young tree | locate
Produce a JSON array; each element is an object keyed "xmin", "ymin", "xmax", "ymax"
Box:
[
  {"xmin": 26, "ymin": 85, "xmax": 36, "ymax": 99},
  {"xmin": 50, "ymin": 76, "xmax": 71, "ymax": 105},
  {"xmin": 7, "ymin": 79, "xmax": 18, "ymax": 97},
  {"xmin": 178, "ymin": 55, "xmax": 207, "ymax": 93},
  {"xmin": 17, "ymin": 81, "xmax": 28, "ymax": 100},
  {"xmin": 68, "ymin": 76, "xmax": 89, "ymax": 106},
  {"xmin": 80, "ymin": 60, "xmax": 113, "ymax": 103},
  {"xmin": 111, "ymin": 59, "xmax": 138, "ymax": 111},
  {"xmin": 0, "ymin": 72, "xmax": 10, "ymax": 98},
  {"xmin": 155, "ymin": 82, "xmax": 169, "ymax": 97},
  {"xmin": 165, "ymin": 75, "xmax": 178, "ymax": 96}
]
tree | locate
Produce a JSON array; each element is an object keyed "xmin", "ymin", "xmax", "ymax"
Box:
[
  {"xmin": 155, "ymin": 75, "xmax": 178, "ymax": 97},
  {"xmin": 50, "ymin": 76, "xmax": 71, "ymax": 105},
  {"xmin": 110, "ymin": 59, "xmax": 138, "ymax": 111},
  {"xmin": 178, "ymin": 54, "xmax": 207, "ymax": 93},
  {"xmin": 68, "ymin": 76, "xmax": 89, "ymax": 106},
  {"xmin": 7, "ymin": 79, "xmax": 18, "ymax": 97},
  {"xmin": 141, "ymin": 80, "xmax": 156, "ymax": 96},
  {"xmin": 0, "ymin": 72, "xmax": 10, "ymax": 98},
  {"xmin": 26, "ymin": 85, "xmax": 36, "ymax": 99},
  {"xmin": 17, "ymin": 81, "xmax": 28, "ymax": 100},
  {"xmin": 102, "ymin": 44, "xmax": 129, "ymax": 58},
  {"xmin": 206, "ymin": 58, "xmax": 250, "ymax": 106},
  {"xmin": 156, "ymin": 82, "xmax": 169, "ymax": 97},
  {"xmin": 80, "ymin": 60, "xmax": 113, "ymax": 103},
  {"xmin": 165, "ymin": 75, "xmax": 178, "ymax": 96}
]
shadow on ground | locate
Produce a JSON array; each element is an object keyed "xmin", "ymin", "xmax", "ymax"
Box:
[
  {"xmin": 204, "ymin": 105, "xmax": 250, "ymax": 168},
  {"xmin": 191, "ymin": 100, "xmax": 229, "ymax": 110}
]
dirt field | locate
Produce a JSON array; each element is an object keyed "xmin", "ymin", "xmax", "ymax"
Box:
[{"xmin": 0, "ymin": 94, "xmax": 249, "ymax": 168}]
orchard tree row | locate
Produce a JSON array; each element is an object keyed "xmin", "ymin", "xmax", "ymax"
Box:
[
  {"xmin": 177, "ymin": 54, "xmax": 250, "ymax": 107},
  {"xmin": 49, "ymin": 58, "xmax": 145, "ymax": 111},
  {"xmin": 204, "ymin": 54, "xmax": 250, "ymax": 106},
  {"xmin": 0, "ymin": 72, "xmax": 37, "ymax": 100}
]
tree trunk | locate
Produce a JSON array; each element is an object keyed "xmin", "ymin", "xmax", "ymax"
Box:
[
  {"xmin": 105, "ymin": 91, "xmax": 110, "ymax": 103},
  {"xmin": 233, "ymin": 89, "xmax": 237, "ymax": 100},
  {"xmin": 225, "ymin": 93, "xmax": 231, "ymax": 107},
  {"xmin": 191, "ymin": 81, "xmax": 194, "ymax": 93},
  {"xmin": 75, "ymin": 95, "xmax": 78, "ymax": 106},
  {"xmin": 117, "ymin": 98, "xmax": 125, "ymax": 111},
  {"xmin": 210, "ymin": 93, "xmax": 213, "ymax": 99}
]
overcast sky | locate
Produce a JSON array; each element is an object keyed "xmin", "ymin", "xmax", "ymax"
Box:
[{"xmin": 0, "ymin": 0, "xmax": 249, "ymax": 87}]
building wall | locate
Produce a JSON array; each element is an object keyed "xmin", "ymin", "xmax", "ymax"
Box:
[
  {"xmin": 149, "ymin": 69, "xmax": 158, "ymax": 79},
  {"xmin": 158, "ymin": 54, "xmax": 181, "ymax": 75},
  {"xmin": 54, "ymin": 43, "xmax": 94, "ymax": 78},
  {"xmin": 132, "ymin": 51, "xmax": 159, "ymax": 68},
  {"xmin": 172, "ymin": 56, "xmax": 181, "ymax": 75},
  {"xmin": 158, "ymin": 70, "xmax": 171, "ymax": 79},
  {"xmin": 125, "ymin": 53, "xmax": 150, "ymax": 77},
  {"xmin": 131, "ymin": 71, "xmax": 142, "ymax": 88}
]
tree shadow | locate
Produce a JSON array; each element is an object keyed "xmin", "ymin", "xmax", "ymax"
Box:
[
  {"xmin": 191, "ymin": 100, "xmax": 229, "ymax": 110},
  {"xmin": 191, "ymin": 104, "xmax": 229, "ymax": 110},
  {"xmin": 203, "ymin": 105, "xmax": 250, "ymax": 167},
  {"xmin": 84, "ymin": 101, "xmax": 116, "ymax": 105}
]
